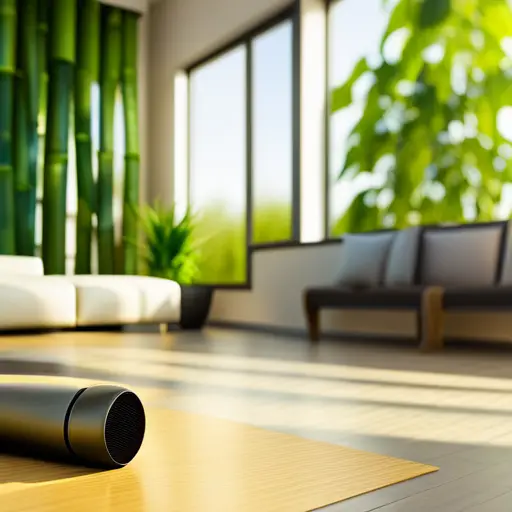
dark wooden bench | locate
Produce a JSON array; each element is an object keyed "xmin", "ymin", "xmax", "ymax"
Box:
[{"xmin": 303, "ymin": 221, "xmax": 509, "ymax": 350}]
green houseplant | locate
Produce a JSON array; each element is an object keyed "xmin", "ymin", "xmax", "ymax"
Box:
[
  {"xmin": 330, "ymin": 0, "xmax": 512, "ymax": 235},
  {"xmin": 135, "ymin": 201, "xmax": 214, "ymax": 329}
]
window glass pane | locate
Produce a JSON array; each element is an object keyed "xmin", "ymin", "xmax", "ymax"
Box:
[
  {"xmin": 189, "ymin": 46, "xmax": 247, "ymax": 284},
  {"xmin": 328, "ymin": 0, "xmax": 512, "ymax": 235},
  {"xmin": 251, "ymin": 20, "xmax": 293, "ymax": 243}
]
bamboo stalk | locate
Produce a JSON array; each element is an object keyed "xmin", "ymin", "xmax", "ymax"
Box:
[
  {"xmin": 98, "ymin": 5, "xmax": 122, "ymax": 274},
  {"xmin": 42, "ymin": 0, "xmax": 77, "ymax": 274},
  {"xmin": 37, "ymin": 0, "xmax": 49, "ymax": 191},
  {"xmin": 121, "ymin": 10, "xmax": 140, "ymax": 275},
  {"xmin": 75, "ymin": 0, "xmax": 99, "ymax": 274},
  {"xmin": 0, "ymin": 0, "xmax": 17, "ymax": 255},
  {"xmin": 13, "ymin": 0, "xmax": 38, "ymax": 256}
]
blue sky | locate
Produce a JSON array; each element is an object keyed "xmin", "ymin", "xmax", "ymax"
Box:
[{"xmin": 189, "ymin": 21, "xmax": 293, "ymax": 217}]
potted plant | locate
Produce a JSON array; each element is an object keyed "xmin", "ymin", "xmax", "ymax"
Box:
[{"xmin": 133, "ymin": 201, "xmax": 213, "ymax": 330}]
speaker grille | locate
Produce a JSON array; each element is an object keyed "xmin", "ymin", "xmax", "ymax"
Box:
[{"xmin": 104, "ymin": 391, "xmax": 146, "ymax": 465}]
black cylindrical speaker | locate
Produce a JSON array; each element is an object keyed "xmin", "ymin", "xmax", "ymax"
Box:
[{"xmin": 0, "ymin": 383, "xmax": 146, "ymax": 469}]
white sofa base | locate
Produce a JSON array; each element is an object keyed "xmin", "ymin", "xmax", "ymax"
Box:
[
  {"xmin": 0, "ymin": 276, "xmax": 76, "ymax": 329},
  {"xmin": 66, "ymin": 275, "xmax": 181, "ymax": 326},
  {"xmin": 0, "ymin": 257, "xmax": 182, "ymax": 331}
]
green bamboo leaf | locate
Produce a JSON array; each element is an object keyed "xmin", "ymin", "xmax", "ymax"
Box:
[
  {"xmin": 330, "ymin": 58, "xmax": 369, "ymax": 113},
  {"xmin": 418, "ymin": 0, "xmax": 451, "ymax": 29}
]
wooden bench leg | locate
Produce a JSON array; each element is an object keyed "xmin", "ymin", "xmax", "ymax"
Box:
[
  {"xmin": 306, "ymin": 308, "xmax": 320, "ymax": 343},
  {"xmin": 419, "ymin": 286, "xmax": 445, "ymax": 352},
  {"xmin": 303, "ymin": 294, "xmax": 320, "ymax": 343}
]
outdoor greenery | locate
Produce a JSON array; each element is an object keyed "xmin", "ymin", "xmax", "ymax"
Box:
[
  {"xmin": 192, "ymin": 205, "xmax": 247, "ymax": 284},
  {"xmin": 134, "ymin": 202, "xmax": 200, "ymax": 285},
  {"xmin": 192, "ymin": 203, "xmax": 291, "ymax": 284},
  {"xmin": 252, "ymin": 202, "xmax": 292, "ymax": 244},
  {"xmin": 330, "ymin": 0, "xmax": 512, "ymax": 235}
]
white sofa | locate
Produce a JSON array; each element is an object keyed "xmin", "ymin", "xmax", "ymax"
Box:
[{"xmin": 0, "ymin": 256, "xmax": 181, "ymax": 330}]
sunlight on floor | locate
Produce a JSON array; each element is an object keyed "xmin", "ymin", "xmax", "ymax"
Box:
[{"xmin": 3, "ymin": 332, "xmax": 512, "ymax": 450}]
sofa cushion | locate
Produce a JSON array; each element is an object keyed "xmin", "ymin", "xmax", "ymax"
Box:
[
  {"xmin": 420, "ymin": 223, "xmax": 505, "ymax": 287},
  {"xmin": 65, "ymin": 275, "xmax": 181, "ymax": 326},
  {"xmin": 0, "ymin": 276, "xmax": 76, "ymax": 329},
  {"xmin": 384, "ymin": 226, "xmax": 422, "ymax": 287},
  {"xmin": 0, "ymin": 256, "xmax": 44, "ymax": 277},
  {"xmin": 337, "ymin": 232, "xmax": 395, "ymax": 288}
]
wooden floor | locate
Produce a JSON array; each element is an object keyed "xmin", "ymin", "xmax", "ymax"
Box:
[{"xmin": 2, "ymin": 328, "xmax": 512, "ymax": 511}]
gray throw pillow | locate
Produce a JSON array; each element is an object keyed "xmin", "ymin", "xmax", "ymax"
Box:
[
  {"xmin": 337, "ymin": 232, "xmax": 395, "ymax": 288},
  {"xmin": 384, "ymin": 226, "xmax": 422, "ymax": 287}
]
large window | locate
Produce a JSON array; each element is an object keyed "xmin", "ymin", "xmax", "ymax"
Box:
[
  {"xmin": 327, "ymin": 0, "xmax": 512, "ymax": 236},
  {"xmin": 189, "ymin": 47, "xmax": 248, "ymax": 285},
  {"xmin": 188, "ymin": 13, "xmax": 296, "ymax": 285}
]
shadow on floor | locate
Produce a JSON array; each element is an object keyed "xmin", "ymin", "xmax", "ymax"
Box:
[{"xmin": 0, "ymin": 452, "xmax": 103, "ymax": 485}]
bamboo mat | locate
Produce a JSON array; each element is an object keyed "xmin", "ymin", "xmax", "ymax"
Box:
[{"xmin": 0, "ymin": 375, "xmax": 437, "ymax": 511}]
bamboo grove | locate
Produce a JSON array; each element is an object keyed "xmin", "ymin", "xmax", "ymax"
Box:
[{"xmin": 0, "ymin": 0, "xmax": 140, "ymax": 275}]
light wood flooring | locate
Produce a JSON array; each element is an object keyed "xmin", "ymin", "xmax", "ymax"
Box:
[{"xmin": 2, "ymin": 328, "xmax": 512, "ymax": 511}]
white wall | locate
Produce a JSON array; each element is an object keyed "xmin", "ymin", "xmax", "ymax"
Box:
[
  {"xmin": 148, "ymin": 0, "xmax": 293, "ymax": 204},
  {"xmin": 210, "ymin": 244, "xmax": 512, "ymax": 343}
]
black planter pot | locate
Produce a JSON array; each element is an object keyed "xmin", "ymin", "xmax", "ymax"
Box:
[{"xmin": 178, "ymin": 285, "xmax": 214, "ymax": 330}]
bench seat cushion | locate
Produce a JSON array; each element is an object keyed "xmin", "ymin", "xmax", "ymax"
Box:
[
  {"xmin": 305, "ymin": 286, "xmax": 423, "ymax": 310},
  {"xmin": 443, "ymin": 286, "xmax": 512, "ymax": 309}
]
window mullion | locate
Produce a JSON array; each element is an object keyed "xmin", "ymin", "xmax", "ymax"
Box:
[
  {"xmin": 246, "ymin": 40, "xmax": 254, "ymax": 250},
  {"xmin": 292, "ymin": 3, "xmax": 302, "ymax": 242}
]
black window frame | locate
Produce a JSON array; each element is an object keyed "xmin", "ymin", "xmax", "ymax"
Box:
[
  {"xmin": 325, "ymin": 0, "xmax": 339, "ymax": 240},
  {"xmin": 185, "ymin": 4, "xmax": 301, "ymax": 287}
]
